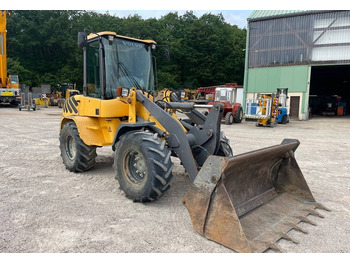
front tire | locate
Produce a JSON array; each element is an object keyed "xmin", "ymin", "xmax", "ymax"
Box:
[
  {"xmin": 217, "ymin": 132, "xmax": 233, "ymax": 157},
  {"xmin": 225, "ymin": 112, "xmax": 234, "ymax": 125},
  {"xmin": 59, "ymin": 122, "xmax": 97, "ymax": 172},
  {"xmin": 113, "ymin": 130, "xmax": 174, "ymax": 202}
]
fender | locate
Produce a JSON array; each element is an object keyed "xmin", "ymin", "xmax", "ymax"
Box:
[
  {"xmin": 232, "ymin": 103, "xmax": 242, "ymax": 114},
  {"xmin": 112, "ymin": 122, "xmax": 156, "ymax": 151},
  {"xmin": 60, "ymin": 116, "xmax": 121, "ymax": 146}
]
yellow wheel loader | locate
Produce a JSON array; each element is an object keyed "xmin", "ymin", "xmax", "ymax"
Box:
[
  {"xmin": 59, "ymin": 31, "xmax": 329, "ymax": 253},
  {"xmin": 58, "ymin": 88, "xmax": 80, "ymax": 108}
]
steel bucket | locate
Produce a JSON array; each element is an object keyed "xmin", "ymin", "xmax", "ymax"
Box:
[{"xmin": 183, "ymin": 139, "xmax": 330, "ymax": 252}]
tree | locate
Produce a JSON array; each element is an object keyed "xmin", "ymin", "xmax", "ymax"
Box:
[{"xmin": 5, "ymin": 10, "xmax": 246, "ymax": 90}]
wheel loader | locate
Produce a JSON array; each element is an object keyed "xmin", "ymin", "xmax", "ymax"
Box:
[{"xmin": 59, "ymin": 31, "xmax": 329, "ymax": 253}]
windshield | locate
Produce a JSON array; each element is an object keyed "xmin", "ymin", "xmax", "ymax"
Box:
[
  {"xmin": 86, "ymin": 36, "xmax": 155, "ymax": 99},
  {"xmin": 10, "ymin": 75, "xmax": 18, "ymax": 84},
  {"xmin": 215, "ymin": 89, "xmax": 232, "ymax": 102},
  {"xmin": 104, "ymin": 37, "xmax": 154, "ymax": 99}
]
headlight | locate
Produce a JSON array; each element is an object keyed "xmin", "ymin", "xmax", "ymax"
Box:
[{"xmin": 117, "ymin": 86, "xmax": 130, "ymax": 97}]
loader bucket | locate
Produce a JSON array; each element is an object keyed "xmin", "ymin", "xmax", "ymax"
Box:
[{"xmin": 183, "ymin": 139, "xmax": 329, "ymax": 253}]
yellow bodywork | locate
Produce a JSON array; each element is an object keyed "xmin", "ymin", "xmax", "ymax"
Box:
[
  {"xmin": 0, "ymin": 11, "xmax": 19, "ymax": 90},
  {"xmin": 87, "ymin": 31, "xmax": 156, "ymax": 45},
  {"xmin": 1, "ymin": 91, "xmax": 14, "ymax": 96},
  {"xmin": 65, "ymin": 89, "xmax": 80, "ymax": 99},
  {"xmin": 0, "ymin": 11, "xmax": 7, "ymax": 88},
  {"xmin": 60, "ymin": 88, "xmax": 185, "ymax": 147},
  {"xmin": 184, "ymin": 89, "xmax": 198, "ymax": 100},
  {"xmin": 34, "ymin": 97, "xmax": 50, "ymax": 106}
]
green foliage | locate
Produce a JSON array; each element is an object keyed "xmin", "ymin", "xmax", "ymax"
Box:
[{"xmin": 6, "ymin": 10, "xmax": 246, "ymax": 89}]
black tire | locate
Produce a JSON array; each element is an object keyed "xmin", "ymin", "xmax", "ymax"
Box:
[
  {"xmin": 233, "ymin": 106, "xmax": 243, "ymax": 123},
  {"xmin": 225, "ymin": 112, "xmax": 234, "ymax": 125},
  {"xmin": 269, "ymin": 121, "xmax": 277, "ymax": 128},
  {"xmin": 59, "ymin": 121, "xmax": 97, "ymax": 172},
  {"xmin": 113, "ymin": 130, "xmax": 174, "ymax": 202},
  {"xmin": 217, "ymin": 132, "xmax": 233, "ymax": 157},
  {"xmin": 281, "ymin": 115, "xmax": 289, "ymax": 124}
]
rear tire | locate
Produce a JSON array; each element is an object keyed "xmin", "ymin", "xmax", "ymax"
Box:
[
  {"xmin": 225, "ymin": 112, "xmax": 234, "ymax": 125},
  {"xmin": 114, "ymin": 130, "xmax": 174, "ymax": 202},
  {"xmin": 59, "ymin": 121, "xmax": 97, "ymax": 172}
]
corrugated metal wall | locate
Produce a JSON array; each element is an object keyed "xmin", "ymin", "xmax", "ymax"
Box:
[{"xmin": 248, "ymin": 10, "xmax": 350, "ymax": 68}]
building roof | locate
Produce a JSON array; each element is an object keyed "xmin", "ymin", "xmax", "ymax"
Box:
[{"xmin": 247, "ymin": 10, "xmax": 320, "ymax": 21}]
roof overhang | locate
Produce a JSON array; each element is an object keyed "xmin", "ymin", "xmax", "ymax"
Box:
[{"xmin": 87, "ymin": 31, "xmax": 157, "ymax": 45}]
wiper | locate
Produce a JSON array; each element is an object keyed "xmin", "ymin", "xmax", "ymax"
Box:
[{"xmin": 118, "ymin": 62, "xmax": 143, "ymax": 91}]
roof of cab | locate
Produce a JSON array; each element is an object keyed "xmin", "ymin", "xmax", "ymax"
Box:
[{"xmin": 87, "ymin": 31, "xmax": 157, "ymax": 45}]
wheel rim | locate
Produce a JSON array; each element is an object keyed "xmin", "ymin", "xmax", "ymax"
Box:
[
  {"xmin": 240, "ymin": 110, "xmax": 243, "ymax": 119},
  {"xmin": 66, "ymin": 135, "xmax": 76, "ymax": 160},
  {"xmin": 230, "ymin": 114, "xmax": 234, "ymax": 123},
  {"xmin": 123, "ymin": 150, "xmax": 147, "ymax": 184}
]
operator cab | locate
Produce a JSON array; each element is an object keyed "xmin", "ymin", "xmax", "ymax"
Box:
[
  {"xmin": 9, "ymin": 75, "xmax": 18, "ymax": 84},
  {"xmin": 215, "ymin": 87, "xmax": 235, "ymax": 104},
  {"xmin": 78, "ymin": 31, "xmax": 157, "ymax": 100}
]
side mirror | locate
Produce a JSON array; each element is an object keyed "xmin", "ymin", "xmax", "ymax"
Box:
[{"xmin": 78, "ymin": 32, "xmax": 88, "ymax": 49}]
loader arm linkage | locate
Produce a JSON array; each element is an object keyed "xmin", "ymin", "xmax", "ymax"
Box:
[{"xmin": 135, "ymin": 91, "xmax": 225, "ymax": 181}]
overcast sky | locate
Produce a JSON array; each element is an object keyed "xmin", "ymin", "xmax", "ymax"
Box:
[
  {"xmin": 100, "ymin": 10, "xmax": 253, "ymax": 29},
  {"xmin": 5, "ymin": 0, "xmax": 346, "ymax": 29}
]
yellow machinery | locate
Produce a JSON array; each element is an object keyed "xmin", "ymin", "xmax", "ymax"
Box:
[
  {"xmin": 58, "ymin": 88, "xmax": 80, "ymax": 108},
  {"xmin": 256, "ymin": 93, "xmax": 279, "ymax": 127},
  {"xmin": 245, "ymin": 93, "xmax": 280, "ymax": 127},
  {"xmin": 184, "ymin": 88, "xmax": 197, "ymax": 100},
  {"xmin": 59, "ymin": 31, "xmax": 329, "ymax": 253},
  {"xmin": 155, "ymin": 88, "xmax": 197, "ymax": 102},
  {"xmin": 34, "ymin": 97, "xmax": 50, "ymax": 107},
  {"xmin": 0, "ymin": 10, "xmax": 20, "ymax": 105}
]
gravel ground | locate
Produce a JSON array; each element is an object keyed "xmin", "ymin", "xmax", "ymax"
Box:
[{"xmin": 0, "ymin": 105, "xmax": 349, "ymax": 253}]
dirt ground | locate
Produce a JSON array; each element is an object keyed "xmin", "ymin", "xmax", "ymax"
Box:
[{"xmin": 0, "ymin": 105, "xmax": 349, "ymax": 253}]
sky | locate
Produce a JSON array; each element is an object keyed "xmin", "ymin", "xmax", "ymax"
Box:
[
  {"xmin": 101, "ymin": 10, "xmax": 253, "ymax": 29},
  {"xmin": 4, "ymin": 0, "xmax": 347, "ymax": 30}
]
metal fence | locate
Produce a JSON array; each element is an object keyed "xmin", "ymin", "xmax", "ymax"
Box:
[{"xmin": 245, "ymin": 97, "xmax": 272, "ymax": 119}]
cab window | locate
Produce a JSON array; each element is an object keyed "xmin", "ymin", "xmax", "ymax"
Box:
[{"xmin": 86, "ymin": 40, "xmax": 101, "ymax": 98}]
